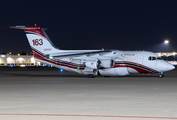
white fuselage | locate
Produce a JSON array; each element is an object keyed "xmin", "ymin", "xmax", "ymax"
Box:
[{"xmin": 34, "ymin": 50, "xmax": 175, "ymax": 76}]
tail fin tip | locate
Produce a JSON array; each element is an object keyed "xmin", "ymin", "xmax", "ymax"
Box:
[{"xmin": 4, "ymin": 26, "xmax": 10, "ymax": 29}]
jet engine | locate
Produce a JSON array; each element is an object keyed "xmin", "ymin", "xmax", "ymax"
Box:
[
  {"xmin": 85, "ymin": 59, "xmax": 101, "ymax": 69},
  {"xmin": 100, "ymin": 59, "xmax": 115, "ymax": 68}
]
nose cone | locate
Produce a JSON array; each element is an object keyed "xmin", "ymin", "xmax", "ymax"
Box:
[
  {"xmin": 166, "ymin": 63, "xmax": 175, "ymax": 71},
  {"xmin": 157, "ymin": 61, "xmax": 175, "ymax": 72}
]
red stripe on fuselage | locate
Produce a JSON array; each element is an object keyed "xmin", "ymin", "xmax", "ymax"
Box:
[
  {"xmin": 114, "ymin": 64, "xmax": 151, "ymax": 73},
  {"xmin": 124, "ymin": 61, "xmax": 158, "ymax": 72},
  {"xmin": 31, "ymin": 46, "xmax": 44, "ymax": 55},
  {"xmin": 33, "ymin": 50, "xmax": 85, "ymax": 70},
  {"xmin": 114, "ymin": 61, "xmax": 158, "ymax": 73}
]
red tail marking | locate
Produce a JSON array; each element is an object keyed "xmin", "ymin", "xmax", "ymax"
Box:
[{"xmin": 24, "ymin": 26, "xmax": 46, "ymax": 38}]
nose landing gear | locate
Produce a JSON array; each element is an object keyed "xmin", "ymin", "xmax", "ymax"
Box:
[{"xmin": 159, "ymin": 72, "xmax": 164, "ymax": 78}]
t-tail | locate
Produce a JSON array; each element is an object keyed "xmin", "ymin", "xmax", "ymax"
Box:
[{"xmin": 4, "ymin": 25, "xmax": 60, "ymax": 56}]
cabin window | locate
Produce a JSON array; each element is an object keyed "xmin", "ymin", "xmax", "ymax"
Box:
[{"xmin": 124, "ymin": 58, "xmax": 136, "ymax": 61}]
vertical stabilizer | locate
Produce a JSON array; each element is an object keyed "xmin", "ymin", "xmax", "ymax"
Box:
[{"xmin": 4, "ymin": 25, "xmax": 60, "ymax": 55}]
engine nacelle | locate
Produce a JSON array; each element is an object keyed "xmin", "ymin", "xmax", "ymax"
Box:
[
  {"xmin": 85, "ymin": 60, "xmax": 101, "ymax": 69},
  {"xmin": 100, "ymin": 59, "xmax": 115, "ymax": 68}
]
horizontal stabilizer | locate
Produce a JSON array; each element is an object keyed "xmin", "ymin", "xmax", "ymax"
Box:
[{"xmin": 4, "ymin": 26, "xmax": 44, "ymax": 30}]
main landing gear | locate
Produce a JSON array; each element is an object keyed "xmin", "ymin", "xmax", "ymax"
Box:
[
  {"xmin": 87, "ymin": 69, "xmax": 98, "ymax": 78},
  {"xmin": 159, "ymin": 72, "xmax": 164, "ymax": 78},
  {"xmin": 88, "ymin": 74, "xmax": 95, "ymax": 78}
]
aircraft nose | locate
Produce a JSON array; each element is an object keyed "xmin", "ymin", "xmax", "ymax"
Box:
[{"xmin": 166, "ymin": 63, "xmax": 175, "ymax": 71}]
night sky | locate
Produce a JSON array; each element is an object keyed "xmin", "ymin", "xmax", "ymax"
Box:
[{"xmin": 1, "ymin": 0, "xmax": 177, "ymax": 54}]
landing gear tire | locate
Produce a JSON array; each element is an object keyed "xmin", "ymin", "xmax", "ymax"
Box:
[
  {"xmin": 88, "ymin": 74, "xmax": 95, "ymax": 78},
  {"xmin": 159, "ymin": 74, "xmax": 164, "ymax": 78},
  {"xmin": 159, "ymin": 72, "xmax": 164, "ymax": 78}
]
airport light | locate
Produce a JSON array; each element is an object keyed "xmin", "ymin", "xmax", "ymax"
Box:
[
  {"xmin": 164, "ymin": 40, "xmax": 169, "ymax": 52},
  {"xmin": 164, "ymin": 40, "xmax": 169, "ymax": 44},
  {"xmin": 173, "ymin": 52, "xmax": 176, "ymax": 61},
  {"xmin": 1, "ymin": 55, "xmax": 5, "ymax": 58},
  {"xmin": 163, "ymin": 40, "xmax": 169, "ymax": 60}
]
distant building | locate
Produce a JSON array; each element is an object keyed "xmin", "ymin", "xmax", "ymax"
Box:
[
  {"xmin": 156, "ymin": 52, "xmax": 177, "ymax": 65},
  {"xmin": 0, "ymin": 54, "xmax": 44, "ymax": 66},
  {"xmin": 156, "ymin": 52, "xmax": 177, "ymax": 57}
]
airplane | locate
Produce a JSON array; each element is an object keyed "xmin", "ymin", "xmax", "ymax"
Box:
[{"xmin": 4, "ymin": 25, "xmax": 175, "ymax": 78}]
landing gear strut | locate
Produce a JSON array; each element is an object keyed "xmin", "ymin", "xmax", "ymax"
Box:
[{"xmin": 159, "ymin": 72, "xmax": 164, "ymax": 78}]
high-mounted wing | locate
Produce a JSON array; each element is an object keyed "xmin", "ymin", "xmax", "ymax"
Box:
[{"xmin": 51, "ymin": 50, "xmax": 113, "ymax": 57}]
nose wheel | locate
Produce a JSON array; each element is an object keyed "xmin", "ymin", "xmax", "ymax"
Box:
[{"xmin": 159, "ymin": 72, "xmax": 164, "ymax": 78}]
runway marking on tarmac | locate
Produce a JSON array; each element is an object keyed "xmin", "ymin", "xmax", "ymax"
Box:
[{"xmin": 0, "ymin": 113, "xmax": 177, "ymax": 119}]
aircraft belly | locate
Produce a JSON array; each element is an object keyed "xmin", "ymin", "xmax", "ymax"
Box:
[
  {"xmin": 113, "ymin": 58, "xmax": 130, "ymax": 76},
  {"xmin": 99, "ymin": 68, "xmax": 117, "ymax": 76},
  {"xmin": 81, "ymin": 67, "xmax": 95, "ymax": 75},
  {"xmin": 127, "ymin": 67, "xmax": 139, "ymax": 74},
  {"xmin": 115, "ymin": 67, "xmax": 130, "ymax": 76}
]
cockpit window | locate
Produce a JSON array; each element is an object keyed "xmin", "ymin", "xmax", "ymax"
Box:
[
  {"xmin": 152, "ymin": 57, "xmax": 156, "ymax": 60},
  {"xmin": 148, "ymin": 56, "xmax": 163, "ymax": 61},
  {"xmin": 156, "ymin": 57, "xmax": 162, "ymax": 60}
]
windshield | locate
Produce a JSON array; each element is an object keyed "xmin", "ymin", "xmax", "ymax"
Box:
[
  {"xmin": 148, "ymin": 56, "xmax": 163, "ymax": 61},
  {"xmin": 156, "ymin": 57, "xmax": 162, "ymax": 60}
]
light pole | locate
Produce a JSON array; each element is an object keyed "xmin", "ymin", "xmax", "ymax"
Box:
[
  {"xmin": 173, "ymin": 52, "xmax": 175, "ymax": 61},
  {"xmin": 164, "ymin": 40, "xmax": 169, "ymax": 60},
  {"xmin": 164, "ymin": 40, "xmax": 169, "ymax": 52}
]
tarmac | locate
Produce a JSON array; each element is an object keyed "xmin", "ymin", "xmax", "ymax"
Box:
[{"xmin": 0, "ymin": 67, "xmax": 177, "ymax": 120}]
